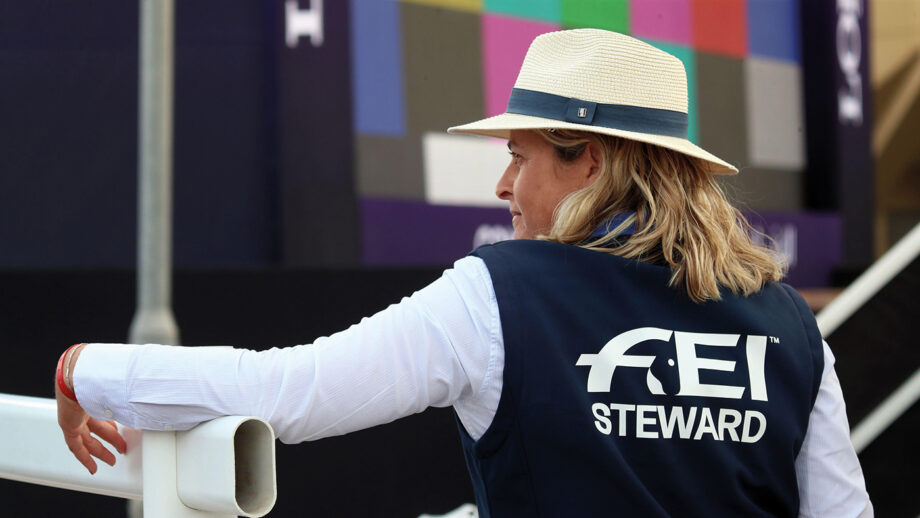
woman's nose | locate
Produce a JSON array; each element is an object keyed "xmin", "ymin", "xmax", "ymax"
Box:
[{"xmin": 495, "ymin": 165, "xmax": 514, "ymax": 201}]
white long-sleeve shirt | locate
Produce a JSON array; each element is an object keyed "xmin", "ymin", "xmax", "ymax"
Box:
[{"xmin": 73, "ymin": 256, "xmax": 872, "ymax": 516}]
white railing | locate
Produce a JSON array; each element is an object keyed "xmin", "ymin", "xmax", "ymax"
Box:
[
  {"xmin": 0, "ymin": 393, "xmax": 276, "ymax": 517},
  {"xmin": 0, "ymin": 0, "xmax": 281, "ymax": 514},
  {"xmin": 816, "ymin": 222, "xmax": 920, "ymax": 453}
]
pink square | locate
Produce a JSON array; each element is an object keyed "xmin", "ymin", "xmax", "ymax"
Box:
[
  {"xmin": 630, "ymin": 0, "xmax": 692, "ymax": 45},
  {"xmin": 482, "ymin": 14, "xmax": 560, "ymax": 117}
]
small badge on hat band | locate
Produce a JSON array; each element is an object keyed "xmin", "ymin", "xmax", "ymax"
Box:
[{"xmin": 565, "ymin": 99, "xmax": 597, "ymax": 124}]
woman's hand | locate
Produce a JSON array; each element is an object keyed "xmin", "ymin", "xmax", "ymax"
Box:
[{"xmin": 56, "ymin": 346, "xmax": 127, "ymax": 474}]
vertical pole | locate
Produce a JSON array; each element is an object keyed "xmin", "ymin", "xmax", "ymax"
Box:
[
  {"xmin": 131, "ymin": 0, "xmax": 179, "ymax": 348},
  {"xmin": 130, "ymin": 0, "xmax": 212, "ymax": 516}
]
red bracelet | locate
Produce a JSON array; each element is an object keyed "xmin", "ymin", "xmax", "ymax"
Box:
[{"xmin": 56, "ymin": 344, "xmax": 81, "ymax": 402}]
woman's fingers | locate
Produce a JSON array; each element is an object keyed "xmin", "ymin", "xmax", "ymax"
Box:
[
  {"xmin": 83, "ymin": 432, "xmax": 117, "ymax": 467},
  {"xmin": 88, "ymin": 418, "xmax": 127, "ymax": 454},
  {"xmin": 65, "ymin": 435, "xmax": 98, "ymax": 474},
  {"xmin": 62, "ymin": 421, "xmax": 125, "ymax": 474}
]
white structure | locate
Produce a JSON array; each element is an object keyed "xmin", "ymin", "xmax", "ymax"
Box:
[
  {"xmin": 0, "ymin": 394, "xmax": 276, "ymax": 517},
  {"xmin": 816, "ymin": 222, "xmax": 920, "ymax": 453}
]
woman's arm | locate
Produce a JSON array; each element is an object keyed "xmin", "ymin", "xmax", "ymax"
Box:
[
  {"xmin": 795, "ymin": 342, "xmax": 873, "ymax": 517},
  {"xmin": 57, "ymin": 256, "xmax": 501, "ymax": 470}
]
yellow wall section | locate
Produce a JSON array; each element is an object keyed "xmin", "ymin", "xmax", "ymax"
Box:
[
  {"xmin": 870, "ymin": 0, "xmax": 920, "ymax": 87},
  {"xmin": 400, "ymin": 0, "xmax": 482, "ymax": 14},
  {"xmin": 871, "ymin": 0, "xmax": 920, "ymax": 251}
]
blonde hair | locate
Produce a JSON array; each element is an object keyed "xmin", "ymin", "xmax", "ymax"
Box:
[{"xmin": 534, "ymin": 129, "xmax": 785, "ymax": 302}]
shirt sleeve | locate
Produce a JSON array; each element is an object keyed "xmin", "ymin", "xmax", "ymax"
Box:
[
  {"xmin": 796, "ymin": 341, "xmax": 874, "ymax": 517},
  {"xmin": 72, "ymin": 256, "xmax": 503, "ymax": 444}
]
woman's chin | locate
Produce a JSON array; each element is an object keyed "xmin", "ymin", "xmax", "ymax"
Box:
[{"xmin": 511, "ymin": 218, "xmax": 540, "ymax": 240}]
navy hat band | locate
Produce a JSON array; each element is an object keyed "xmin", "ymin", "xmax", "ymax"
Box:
[{"xmin": 506, "ymin": 88, "xmax": 689, "ymax": 139}]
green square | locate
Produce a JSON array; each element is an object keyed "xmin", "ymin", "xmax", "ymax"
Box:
[
  {"xmin": 485, "ymin": 0, "xmax": 560, "ymax": 22},
  {"xmin": 645, "ymin": 40, "xmax": 698, "ymax": 144},
  {"xmin": 560, "ymin": 0, "xmax": 628, "ymax": 33}
]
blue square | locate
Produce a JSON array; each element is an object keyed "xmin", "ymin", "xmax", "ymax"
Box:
[
  {"xmin": 350, "ymin": 0, "xmax": 406, "ymax": 135},
  {"xmin": 747, "ymin": 0, "xmax": 800, "ymax": 62}
]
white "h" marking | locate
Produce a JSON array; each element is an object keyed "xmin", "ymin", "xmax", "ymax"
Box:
[{"xmin": 285, "ymin": 0, "xmax": 324, "ymax": 48}]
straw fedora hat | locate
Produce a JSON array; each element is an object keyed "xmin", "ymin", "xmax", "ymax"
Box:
[{"xmin": 449, "ymin": 29, "xmax": 737, "ymax": 174}]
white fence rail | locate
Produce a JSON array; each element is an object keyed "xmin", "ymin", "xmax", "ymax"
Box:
[
  {"xmin": 816, "ymin": 222, "xmax": 920, "ymax": 453},
  {"xmin": 0, "ymin": 393, "xmax": 276, "ymax": 517}
]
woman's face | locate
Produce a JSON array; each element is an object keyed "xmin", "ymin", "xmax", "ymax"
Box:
[{"xmin": 495, "ymin": 129, "xmax": 598, "ymax": 239}]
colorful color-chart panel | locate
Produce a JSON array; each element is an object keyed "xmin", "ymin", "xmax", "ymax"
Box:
[
  {"xmin": 746, "ymin": 0, "xmax": 800, "ymax": 62},
  {"xmin": 645, "ymin": 40, "xmax": 698, "ymax": 143},
  {"xmin": 351, "ymin": 0, "xmax": 406, "ymax": 136},
  {"xmin": 692, "ymin": 0, "xmax": 747, "ymax": 58},
  {"xmin": 630, "ymin": 0, "xmax": 691, "ymax": 45},
  {"xmin": 400, "ymin": 0, "xmax": 482, "ymax": 13},
  {"xmin": 696, "ymin": 53, "xmax": 748, "ymax": 167},
  {"xmin": 348, "ymin": 0, "xmax": 813, "ymax": 280},
  {"xmin": 355, "ymin": 134, "xmax": 424, "ymax": 198},
  {"xmin": 484, "ymin": 0, "xmax": 560, "ymax": 22},
  {"xmin": 482, "ymin": 14, "xmax": 561, "ymax": 117},
  {"xmin": 401, "ymin": 4, "xmax": 484, "ymax": 135},
  {"xmin": 423, "ymin": 132, "xmax": 508, "ymax": 207},
  {"xmin": 745, "ymin": 58, "xmax": 805, "ymax": 169},
  {"xmin": 560, "ymin": 0, "xmax": 629, "ymax": 33}
]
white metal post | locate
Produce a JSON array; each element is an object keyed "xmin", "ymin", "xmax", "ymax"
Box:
[
  {"xmin": 141, "ymin": 432, "xmax": 236, "ymax": 518},
  {"xmin": 131, "ymin": 0, "xmax": 178, "ymax": 347},
  {"xmin": 132, "ymin": 0, "xmax": 183, "ymax": 516}
]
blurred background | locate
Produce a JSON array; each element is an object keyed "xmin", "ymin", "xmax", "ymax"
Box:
[{"xmin": 1, "ymin": 0, "xmax": 918, "ymax": 515}]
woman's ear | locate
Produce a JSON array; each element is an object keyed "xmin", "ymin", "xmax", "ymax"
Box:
[{"xmin": 582, "ymin": 141, "xmax": 602, "ymax": 187}]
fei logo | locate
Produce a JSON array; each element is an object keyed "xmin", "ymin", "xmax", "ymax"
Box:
[{"xmin": 576, "ymin": 327, "xmax": 770, "ymax": 401}]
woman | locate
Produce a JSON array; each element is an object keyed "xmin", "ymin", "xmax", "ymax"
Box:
[{"xmin": 56, "ymin": 29, "xmax": 872, "ymax": 516}]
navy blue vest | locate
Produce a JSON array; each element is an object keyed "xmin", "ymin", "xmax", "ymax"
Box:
[{"xmin": 459, "ymin": 240, "xmax": 824, "ymax": 517}]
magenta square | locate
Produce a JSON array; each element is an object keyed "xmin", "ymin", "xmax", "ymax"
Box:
[
  {"xmin": 630, "ymin": 0, "xmax": 692, "ymax": 45},
  {"xmin": 482, "ymin": 14, "xmax": 561, "ymax": 118}
]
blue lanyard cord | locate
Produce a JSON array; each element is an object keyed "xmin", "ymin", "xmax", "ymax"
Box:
[{"xmin": 590, "ymin": 212, "xmax": 637, "ymax": 239}]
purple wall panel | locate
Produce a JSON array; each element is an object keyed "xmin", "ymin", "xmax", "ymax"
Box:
[
  {"xmin": 361, "ymin": 198, "xmax": 511, "ymax": 265},
  {"xmin": 362, "ymin": 197, "xmax": 842, "ymax": 288},
  {"xmin": 748, "ymin": 211, "xmax": 842, "ymax": 287}
]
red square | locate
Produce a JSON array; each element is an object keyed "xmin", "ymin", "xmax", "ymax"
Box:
[{"xmin": 692, "ymin": 0, "xmax": 747, "ymax": 58}]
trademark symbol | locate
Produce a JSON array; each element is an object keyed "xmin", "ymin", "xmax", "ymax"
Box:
[{"xmin": 769, "ymin": 336, "xmax": 780, "ymax": 344}]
